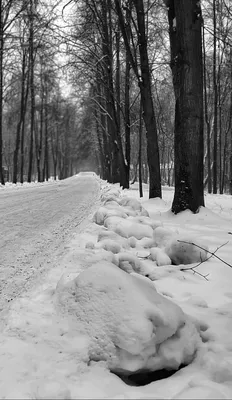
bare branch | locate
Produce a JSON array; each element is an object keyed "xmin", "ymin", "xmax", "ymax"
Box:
[{"xmin": 177, "ymin": 240, "xmax": 231, "ymax": 268}]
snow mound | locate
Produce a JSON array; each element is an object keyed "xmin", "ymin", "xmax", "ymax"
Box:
[
  {"xmin": 150, "ymin": 247, "xmax": 172, "ymax": 266},
  {"xmin": 101, "ymin": 188, "xmax": 121, "ymax": 202},
  {"xmin": 165, "ymin": 235, "xmax": 208, "ymax": 265},
  {"xmin": 102, "ymin": 216, "xmax": 153, "ymax": 240},
  {"xmin": 85, "ymin": 249, "xmax": 119, "ymax": 267},
  {"xmin": 119, "ymin": 196, "xmax": 144, "ymax": 211},
  {"xmin": 104, "ymin": 216, "xmax": 124, "ymax": 230},
  {"xmin": 115, "ymin": 219, "xmax": 153, "ymax": 240},
  {"xmin": 127, "ymin": 236, "xmax": 137, "ymax": 248},
  {"xmin": 128, "ymin": 215, "xmax": 162, "ymax": 230},
  {"xmin": 117, "ymin": 252, "xmax": 154, "ymax": 276},
  {"xmin": 98, "ymin": 229, "xmax": 129, "ymax": 249},
  {"xmin": 137, "ymin": 237, "xmax": 156, "ymax": 249},
  {"xmin": 153, "ymin": 226, "xmax": 176, "ymax": 247},
  {"xmin": 95, "ymin": 239, "xmax": 121, "ymax": 254},
  {"xmin": 56, "ymin": 263, "xmax": 201, "ymax": 375},
  {"xmin": 93, "ymin": 207, "xmax": 127, "ymax": 225},
  {"xmin": 104, "ymin": 200, "xmax": 121, "ymax": 208}
]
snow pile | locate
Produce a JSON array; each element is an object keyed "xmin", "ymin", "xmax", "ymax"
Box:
[
  {"xmin": 150, "ymin": 247, "xmax": 172, "ymax": 266},
  {"xmin": 56, "ymin": 262, "xmax": 201, "ymax": 375},
  {"xmin": 93, "ymin": 189, "xmax": 209, "ymax": 270},
  {"xmin": 165, "ymin": 235, "xmax": 208, "ymax": 265}
]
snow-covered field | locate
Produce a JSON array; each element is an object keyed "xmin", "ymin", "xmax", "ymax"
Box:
[{"xmin": 1, "ymin": 175, "xmax": 232, "ymax": 399}]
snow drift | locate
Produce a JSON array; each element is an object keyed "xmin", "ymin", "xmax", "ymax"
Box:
[{"xmin": 56, "ymin": 262, "xmax": 201, "ymax": 376}]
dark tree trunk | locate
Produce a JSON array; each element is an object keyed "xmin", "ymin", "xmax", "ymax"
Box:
[
  {"xmin": 94, "ymin": 96, "xmax": 104, "ymax": 178},
  {"xmin": 212, "ymin": 0, "xmax": 218, "ymax": 194},
  {"xmin": 133, "ymin": 0, "xmax": 161, "ymax": 198},
  {"xmin": 102, "ymin": 0, "xmax": 128, "ymax": 188},
  {"xmin": 20, "ymin": 69, "xmax": 29, "ymax": 184},
  {"xmin": 13, "ymin": 52, "xmax": 27, "ymax": 183},
  {"xmin": 203, "ymin": 25, "xmax": 212, "ymax": 194},
  {"xmin": 0, "ymin": 3, "xmax": 4, "ymax": 185},
  {"xmin": 115, "ymin": 0, "xmax": 161, "ymax": 198},
  {"xmin": 27, "ymin": 0, "xmax": 35, "ymax": 183},
  {"xmin": 37, "ymin": 65, "xmax": 44, "ymax": 182},
  {"xmin": 139, "ymin": 99, "xmax": 143, "ymax": 197},
  {"xmin": 229, "ymin": 51, "xmax": 232, "ymax": 195},
  {"xmin": 43, "ymin": 87, "xmax": 49, "ymax": 181},
  {"xmin": 124, "ymin": 5, "xmax": 131, "ymax": 189},
  {"xmin": 97, "ymin": 77, "xmax": 111, "ymax": 181},
  {"xmin": 167, "ymin": 0, "xmax": 204, "ymax": 214}
]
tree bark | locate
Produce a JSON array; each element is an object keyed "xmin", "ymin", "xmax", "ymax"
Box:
[
  {"xmin": 212, "ymin": 0, "xmax": 218, "ymax": 194},
  {"xmin": 203, "ymin": 25, "xmax": 212, "ymax": 194},
  {"xmin": 102, "ymin": 0, "xmax": 128, "ymax": 188},
  {"xmin": 133, "ymin": 0, "xmax": 161, "ymax": 198},
  {"xmin": 139, "ymin": 99, "xmax": 143, "ymax": 197},
  {"xmin": 0, "ymin": 1, "xmax": 4, "ymax": 185},
  {"xmin": 27, "ymin": 0, "xmax": 35, "ymax": 183},
  {"xmin": 167, "ymin": 0, "xmax": 205, "ymax": 213},
  {"xmin": 124, "ymin": 5, "xmax": 132, "ymax": 188},
  {"xmin": 13, "ymin": 51, "xmax": 27, "ymax": 183},
  {"xmin": 42, "ymin": 76, "xmax": 49, "ymax": 182}
]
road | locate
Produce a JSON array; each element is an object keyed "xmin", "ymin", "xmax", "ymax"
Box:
[{"xmin": 0, "ymin": 173, "xmax": 100, "ymax": 313}]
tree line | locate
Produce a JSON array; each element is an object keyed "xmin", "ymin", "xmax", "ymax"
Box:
[{"xmin": 0, "ymin": 0, "xmax": 232, "ymax": 214}]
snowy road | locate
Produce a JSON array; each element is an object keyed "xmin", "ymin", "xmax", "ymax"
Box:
[{"xmin": 0, "ymin": 174, "xmax": 100, "ymax": 314}]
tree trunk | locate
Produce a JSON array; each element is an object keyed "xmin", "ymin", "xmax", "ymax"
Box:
[
  {"xmin": 133, "ymin": 0, "xmax": 161, "ymax": 198},
  {"xmin": 20, "ymin": 68, "xmax": 29, "ymax": 184},
  {"xmin": 27, "ymin": 0, "xmax": 35, "ymax": 183},
  {"xmin": 43, "ymin": 84, "xmax": 49, "ymax": 181},
  {"xmin": 13, "ymin": 52, "xmax": 27, "ymax": 183},
  {"xmin": 229, "ymin": 51, "xmax": 232, "ymax": 195},
  {"xmin": 0, "ymin": 2, "xmax": 4, "ymax": 185},
  {"xmin": 139, "ymin": 98, "xmax": 143, "ymax": 197},
  {"xmin": 167, "ymin": 0, "xmax": 204, "ymax": 214},
  {"xmin": 124, "ymin": 5, "xmax": 131, "ymax": 189},
  {"xmin": 115, "ymin": 0, "xmax": 161, "ymax": 198},
  {"xmin": 37, "ymin": 64, "xmax": 44, "ymax": 182},
  {"xmin": 102, "ymin": 0, "xmax": 128, "ymax": 188},
  {"xmin": 97, "ymin": 76, "xmax": 111, "ymax": 181},
  {"xmin": 203, "ymin": 25, "xmax": 212, "ymax": 194},
  {"xmin": 212, "ymin": 0, "xmax": 218, "ymax": 194}
]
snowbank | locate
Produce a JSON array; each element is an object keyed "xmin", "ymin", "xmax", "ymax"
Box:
[
  {"xmin": 165, "ymin": 235, "xmax": 209, "ymax": 265},
  {"xmin": 56, "ymin": 262, "xmax": 201, "ymax": 375}
]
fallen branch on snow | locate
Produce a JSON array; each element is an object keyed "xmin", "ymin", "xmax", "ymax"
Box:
[{"xmin": 177, "ymin": 241, "xmax": 230, "ymax": 280}]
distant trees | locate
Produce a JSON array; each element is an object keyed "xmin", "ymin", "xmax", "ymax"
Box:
[
  {"xmin": 1, "ymin": 0, "xmax": 82, "ymax": 184},
  {"xmin": 202, "ymin": 0, "xmax": 232, "ymax": 195},
  {"xmin": 1, "ymin": 0, "xmax": 232, "ymax": 213},
  {"xmin": 0, "ymin": 0, "xmax": 29, "ymax": 184},
  {"xmin": 67, "ymin": 0, "xmax": 162, "ymax": 196}
]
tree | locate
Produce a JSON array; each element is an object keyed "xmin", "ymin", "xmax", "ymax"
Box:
[
  {"xmin": 115, "ymin": 0, "xmax": 162, "ymax": 198},
  {"xmin": 0, "ymin": 0, "xmax": 28, "ymax": 184},
  {"xmin": 165, "ymin": 0, "xmax": 205, "ymax": 213}
]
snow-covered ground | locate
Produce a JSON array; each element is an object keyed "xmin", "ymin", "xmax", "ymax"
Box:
[
  {"xmin": 0, "ymin": 173, "xmax": 100, "ymax": 322},
  {"xmin": 1, "ymin": 175, "xmax": 232, "ymax": 399}
]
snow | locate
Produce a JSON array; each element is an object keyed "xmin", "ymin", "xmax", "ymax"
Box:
[
  {"xmin": 56, "ymin": 261, "xmax": 200, "ymax": 375},
  {"xmin": 165, "ymin": 235, "xmax": 209, "ymax": 265},
  {"xmin": 1, "ymin": 177, "xmax": 232, "ymax": 398}
]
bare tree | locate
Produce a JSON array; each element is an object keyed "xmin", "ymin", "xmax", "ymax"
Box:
[{"xmin": 165, "ymin": 0, "xmax": 205, "ymax": 213}]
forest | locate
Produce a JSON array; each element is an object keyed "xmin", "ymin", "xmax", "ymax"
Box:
[{"xmin": 0, "ymin": 0, "xmax": 231, "ymax": 213}]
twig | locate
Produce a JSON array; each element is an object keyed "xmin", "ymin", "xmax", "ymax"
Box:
[
  {"xmin": 178, "ymin": 241, "xmax": 229, "ymax": 280},
  {"xmin": 177, "ymin": 240, "xmax": 231, "ymax": 268},
  {"xmin": 180, "ymin": 264, "xmax": 209, "ymax": 281}
]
